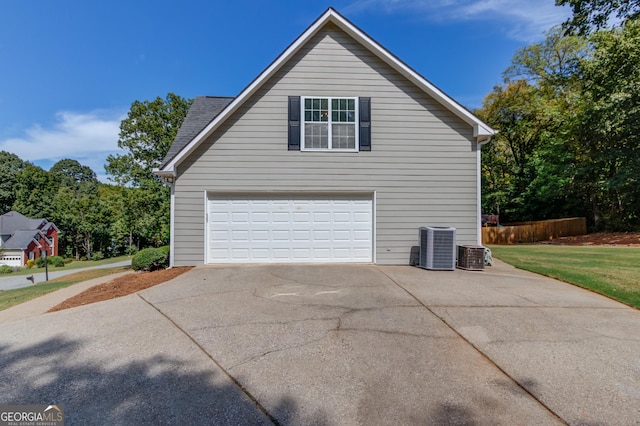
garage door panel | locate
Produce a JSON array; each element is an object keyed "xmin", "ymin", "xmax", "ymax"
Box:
[{"xmin": 207, "ymin": 195, "xmax": 373, "ymax": 263}]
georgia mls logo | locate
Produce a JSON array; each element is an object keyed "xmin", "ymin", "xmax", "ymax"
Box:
[{"xmin": 0, "ymin": 404, "xmax": 64, "ymax": 426}]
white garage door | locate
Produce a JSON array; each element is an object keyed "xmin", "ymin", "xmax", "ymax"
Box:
[{"xmin": 207, "ymin": 194, "xmax": 373, "ymax": 263}]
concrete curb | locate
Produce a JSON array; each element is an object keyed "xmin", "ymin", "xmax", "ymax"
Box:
[{"xmin": 0, "ymin": 271, "xmax": 132, "ymax": 325}]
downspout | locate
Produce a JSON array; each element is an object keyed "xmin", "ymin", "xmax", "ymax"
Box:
[
  {"xmin": 170, "ymin": 179, "xmax": 175, "ymax": 268},
  {"xmin": 477, "ymin": 136, "xmax": 492, "ymax": 246}
]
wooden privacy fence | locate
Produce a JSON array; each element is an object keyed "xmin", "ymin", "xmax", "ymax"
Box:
[{"xmin": 482, "ymin": 217, "xmax": 587, "ymax": 245}]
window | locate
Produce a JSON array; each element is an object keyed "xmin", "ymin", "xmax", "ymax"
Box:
[
  {"xmin": 302, "ymin": 97, "xmax": 358, "ymax": 150},
  {"xmin": 288, "ymin": 96, "xmax": 370, "ymax": 152}
]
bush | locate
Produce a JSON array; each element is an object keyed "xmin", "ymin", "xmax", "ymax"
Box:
[
  {"xmin": 131, "ymin": 247, "xmax": 169, "ymax": 272},
  {"xmin": 63, "ymin": 258, "xmax": 73, "ymax": 264},
  {"xmin": 26, "ymin": 259, "xmax": 35, "ymax": 269},
  {"xmin": 91, "ymin": 251, "xmax": 104, "ymax": 261},
  {"xmin": 0, "ymin": 265, "xmax": 13, "ymax": 274},
  {"xmin": 35, "ymin": 256, "xmax": 65, "ymax": 268}
]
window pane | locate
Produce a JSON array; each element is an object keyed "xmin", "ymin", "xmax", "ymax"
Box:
[
  {"xmin": 340, "ymin": 99, "xmax": 346, "ymax": 109},
  {"xmin": 305, "ymin": 98, "xmax": 312, "ymax": 109},
  {"xmin": 348, "ymin": 99, "xmax": 355, "ymax": 110},
  {"xmin": 332, "ymin": 111, "xmax": 338, "ymax": 121},
  {"xmin": 305, "ymin": 123, "xmax": 328, "ymax": 149},
  {"xmin": 312, "ymin": 111, "xmax": 319, "ymax": 121},
  {"xmin": 332, "ymin": 99, "xmax": 338, "ymax": 109},
  {"xmin": 305, "ymin": 111, "xmax": 311, "ymax": 121},
  {"xmin": 340, "ymin": 111, "xmax": 346, "ymax": 122},
  {"xmin": 313, "ymin": 99, "xmax": 319, "ymax": 109},
  {"xmin": 332, "ymin": 123, "xmax": 356, "ymax": 149},
  {"xmin": 347, "ymin": 111, "xmax": 355, "ymax": 122},
  {"xmin": 321, "ymin": 99, "xmax": 328, "ymax": 109}
]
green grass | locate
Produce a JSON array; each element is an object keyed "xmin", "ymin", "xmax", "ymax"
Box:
[
  {"xmin": 490, "ymin": 245, "xmax": 640, "ymax": 309},
  {"xmin": 0, "ymin": 266, "xmax": 130, "ymax": 311},
  {"xmin": 1, "ymin": 255, "xmax": 131, "ymax": 277}
]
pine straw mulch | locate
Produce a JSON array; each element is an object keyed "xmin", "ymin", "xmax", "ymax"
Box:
[{"xmin": 47, "ymin": 266, "xmax": 193, "ymax": 312}]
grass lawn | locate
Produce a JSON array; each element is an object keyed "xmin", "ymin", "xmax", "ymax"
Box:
[
  {"xmin": 0, "ymin": 267, "xmax": 130, "ymax": 311},
  {"xmin": 490, "ymin": 245, "xmax": 640, "ymax": 309},
  {"xmin": 2, "ymin": 255, "xmax": 131, "ymax": 277}
]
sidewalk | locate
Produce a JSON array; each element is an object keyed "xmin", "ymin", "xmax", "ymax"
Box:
[{"xmin": 0, "ymin": 271, "xmax": 132, "ymax": 325}]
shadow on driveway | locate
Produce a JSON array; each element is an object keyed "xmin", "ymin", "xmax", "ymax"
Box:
[{"xmin": 0, "ymin": 335, "xmax": 319, "ymax": 425}]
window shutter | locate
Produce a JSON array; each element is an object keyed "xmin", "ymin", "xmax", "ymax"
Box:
[
  {"xmin": 359, "ymin": 97, "xmax": 371, "ymax": 151},
  {"xmin": 288, "ymin": 96, "xmax": 301, "ymax": 150}
]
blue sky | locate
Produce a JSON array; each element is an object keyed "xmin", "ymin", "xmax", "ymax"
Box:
[{"xmin": 0, "ymin": 0, "xmax": 570, "ymax": 181}]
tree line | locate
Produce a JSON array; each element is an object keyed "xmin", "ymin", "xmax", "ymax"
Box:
[
  {"xmin": 477, "ymin": 1, "xmax": 640, "ymax": 230},
  {"xmin": 0, "ymin": 94, "xmax": 191, "ymax": 260}
]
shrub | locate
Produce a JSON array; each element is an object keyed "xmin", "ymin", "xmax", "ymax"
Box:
[
  {"xmin": 35, "ymin": 256, "xmax": 65, "ymax": 268},
  {"xmin": 26, "ymin": 259, "xmax": 35, "ymax": 269},
  {"xmin": 0, "ymin": 265, "xmax": 13, "ymax": 274},
  {"xmin": 91, "ymin": 251, "xmax": 104, "ymax": 261},
  {"xmin": 63, "ymin": 258, "xmax": 73, "ymax": 264},
  {"xmin": 131, "ymin": 247, "xmax": 169, "ymax": 272}
]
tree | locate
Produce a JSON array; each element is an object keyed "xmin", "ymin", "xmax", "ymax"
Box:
[
  {"xmin": 558, "ymin": 0, "xmax": 640, "ymax": 33},
  {"xmin": 106, "ymin": 93, "xmax": 192, "ymax": 187},
  {"xmin": 0, "ymin": 151, "xmax": 27, "ymax": 214},
  {"xmin": 105, "ymin": 93, "xmax": 191, "ymax": 251},
  {"xmin": 574, "ymin": 18, "xmax": 640, "ymax": 228},
  {"xmin": 47, "ymin": 159, "xmax": 105, "ymax": 259},
  {"xmin": 504, "ymin": 26, "xmax": 587, "ymax": 92},
  {"xmin": 12, "ymin": 164, "xmax": 59, "ymax": 218},
  {"xmin": 50, "ymin": 159, "xmax": 99, "ymax": 195}
]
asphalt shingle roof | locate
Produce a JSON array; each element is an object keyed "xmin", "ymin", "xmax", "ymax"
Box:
[
  {"xmin": 160, "ymin": 96, "xmax": 235, "ymax": 169},
  {"xmin": 0, "ymin": 211, "xmax": 46, "ymax": 236}
]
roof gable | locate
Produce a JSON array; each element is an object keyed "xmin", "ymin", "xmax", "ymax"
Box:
[
  {"xmin": 156, "ymin": 8, "xmax": 495, "ymax": 176},
  {"xmin": 0, "ymin": 211, "xmax": 58, "ymax": 238}
]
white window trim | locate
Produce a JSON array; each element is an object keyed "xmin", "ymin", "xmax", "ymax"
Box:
[{"xmin": 301, "ymin": 96, "xmax": 359, "ymax": 152}]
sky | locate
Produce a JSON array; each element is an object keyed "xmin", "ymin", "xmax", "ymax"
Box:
[{"xmin": 0, "ymin": 0, "xmax": 571, "ymax": 182}]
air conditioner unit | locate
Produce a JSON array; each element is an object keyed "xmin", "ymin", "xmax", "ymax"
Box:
[
  {"xmin": 418, "ymin": 227, "xmax": 456, "ymax": 270},
  {"xmin": 457, "ymin": 245, "xmax": 485, "ymax": 271}
]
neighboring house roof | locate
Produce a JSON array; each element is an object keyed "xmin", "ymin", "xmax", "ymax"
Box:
[
  {"xmin": 0, "ymin": 211, "xmax": 58, "ymax": 250},
  {"xmin": 155, "ymin": 7, "xmax": 495, "ymax": 177},
  {"xmin": 160, "ymin": 96, "xmax": 235, "ymax": 169},
  {"xmin": 0, "ymin": 211, "xmax": 46, "ymax": 234},
  {"xmin": 2, "ymin": 229, "xmax": 43, "ymax": 250}
]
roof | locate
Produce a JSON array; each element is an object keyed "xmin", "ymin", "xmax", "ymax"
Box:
[
  {"xmin": 0, "ymin": 211, "xmax": 46, "ymax": 235},
  {"xmin": 0, "ymin": 211, "xmax": 58, "ymax": 250},
  {"xmin": 160, "ymin": 96, "xmax": 234, "ymax": 169},
  {"xmin": 1, "ymin": 229, "xmax": 42, "ymax": 250},
  {"xmin": 155, "ymin": 8, "xmax": 495, "ymax": 176}
]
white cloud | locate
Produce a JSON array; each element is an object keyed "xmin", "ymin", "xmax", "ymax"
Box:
[
  {"xmin": 345, "ymin": 0, "xmax": 572, "ymax": 41},
  {"xmin": 0, "ymin": 110, "xmax": 125, "ymax": 182}
]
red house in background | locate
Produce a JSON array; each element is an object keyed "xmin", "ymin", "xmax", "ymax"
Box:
[{"xmin": 0, "ymin": 211, "xmax": 59, "ymax": 267}]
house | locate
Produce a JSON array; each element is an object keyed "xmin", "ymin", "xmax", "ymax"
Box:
[
  {"xmin": 0, "ymin": 211, "xmax": 59, "ymax": 267},
  {"xmin": 154, "ymin": 8, "xmax": 495, "ymax": 267}
]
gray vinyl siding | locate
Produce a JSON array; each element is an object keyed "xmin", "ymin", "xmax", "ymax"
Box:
[{"xmin": 173, "ymin": 23, "xmax": 480, "ymax": 266}]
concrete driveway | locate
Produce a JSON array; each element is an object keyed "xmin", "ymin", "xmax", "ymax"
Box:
[{"xmin": 0, "ymin": 262, "xmax": 638, "ymax": 424}]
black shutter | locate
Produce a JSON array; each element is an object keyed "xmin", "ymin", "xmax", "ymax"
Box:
[
  {"xmin": 359, "ymin": 97, "xmax": 371, "ymax": 151},
  {"xmin": 288, "ymin": 96, "xmax": 301, "ymax": 150}
]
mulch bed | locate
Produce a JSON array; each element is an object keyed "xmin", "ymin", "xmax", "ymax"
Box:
[
  {"xmin": 48, "ymin": 267, "xmax": 193, "ymax": 312},
  {"xmin": 542, "ymin": 232, "xmax": 640, "ymax": 246}
]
